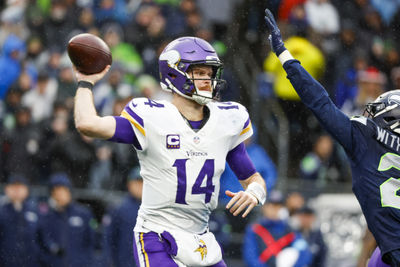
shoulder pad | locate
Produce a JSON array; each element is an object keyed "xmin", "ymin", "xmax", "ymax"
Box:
[
  {"xmin": 350, "ymin": 116, "xmax": 368, "ymax": 126},
  {"xmin": 351, "ymin": 116, "xmax": 378, "ymax": 136}
]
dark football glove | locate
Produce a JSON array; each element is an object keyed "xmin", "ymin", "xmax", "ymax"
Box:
[{"xmin": 264, "ymin": 9, "xmax": 286, "ymax": 56}]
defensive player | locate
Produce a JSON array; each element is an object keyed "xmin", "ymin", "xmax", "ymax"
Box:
[
  {"xmin": 72, "ymin": 37, "xmax": 267, "ymax": 266},
  {"xmin": 264, "ymin": 9, "xmax": 400, "ymax": 266}
]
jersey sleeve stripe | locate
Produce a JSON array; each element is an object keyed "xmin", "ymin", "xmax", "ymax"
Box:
[
  {"xmin": 125, "ymin": 106, "xmax": 144, "ymax": 127},
  {"xmin": 121, "ymin": 110, "xmax": 146, "ymax": 136},
  {"xmin": 240, "ymin": 121, "xmax": 252, "ymax": 135},
  {"xmin": 243, "ymin": 117, "xmax": 250, "ymax": 129}
]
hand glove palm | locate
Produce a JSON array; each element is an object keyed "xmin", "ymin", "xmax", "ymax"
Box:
[{"xmin": 264, "ymin": 9, "xmax": 286, "ymax": 56}]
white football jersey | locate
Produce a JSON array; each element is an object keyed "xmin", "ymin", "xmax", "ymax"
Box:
[{"xmin": 120, "ymin": 98, "xmax": 253, "ymax": 233}]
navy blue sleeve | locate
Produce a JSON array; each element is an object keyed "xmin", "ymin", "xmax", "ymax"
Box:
[
  {"xmin": 226, "ymin": 143, "xmax": 257, "ymax": 180},
  {"xmin": 283, "ymin": 60, "xmax": 354, "ymax": 153}
]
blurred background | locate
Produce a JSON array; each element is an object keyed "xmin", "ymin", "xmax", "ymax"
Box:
[{"xmin": 0, "ymin": 0, "xmax": 397, "ymax": 266}]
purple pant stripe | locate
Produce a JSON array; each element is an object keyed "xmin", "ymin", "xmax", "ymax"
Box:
[{"xmin": 133, "ymin": 232, "xmax": 178, "ymax": 267}]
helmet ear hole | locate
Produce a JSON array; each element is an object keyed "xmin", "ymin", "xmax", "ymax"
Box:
[
  {"xmin": 168, "ymin": 73, "xmax": 177, "ymax": 80},
  {"xmin": 384, "ymin": 116, "xmax": 396, "ymax": 123}
]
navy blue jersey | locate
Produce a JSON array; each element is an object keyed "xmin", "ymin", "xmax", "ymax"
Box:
[{"xmin": 283, "ymin": 59, "xmax": 400, "ymax": 257}]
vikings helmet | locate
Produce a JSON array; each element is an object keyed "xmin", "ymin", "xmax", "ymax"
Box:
[
  {"xmin": 158, "ymin": 37, "xmax": 226, "ymax": 105},
  {"xmin": 364, "ymin": 89, "xmax": 400, "ymax": 134}
]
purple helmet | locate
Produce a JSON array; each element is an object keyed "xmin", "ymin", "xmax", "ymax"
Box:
[{"xmin": 159, "ymin": 37, "xmax": 226, "ymax": 105}]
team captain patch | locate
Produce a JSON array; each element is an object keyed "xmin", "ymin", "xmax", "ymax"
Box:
[{"xmin": 166, "ymin": 134, "xmax": 180, "ymax": 149}]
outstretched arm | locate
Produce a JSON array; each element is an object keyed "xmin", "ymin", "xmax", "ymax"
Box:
[
  {"xmin": 264, "ymin": 9, "xmax": 354, "ymax": 152},
  {"xmin": 73, "ymin": 66, "xmax": 116, "ymax": 139}
]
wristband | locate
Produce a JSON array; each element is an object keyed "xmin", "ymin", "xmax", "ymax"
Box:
[
  {"xmin": 246, "ymin": 182, "xmax": 267, "ymax": 205},
  {"xmin": 78, "ymin": 80, "xmax": 94, "ymax": 90},
  {"xmin": 278, "ymin": 50, "xmax": 294, "ymax": 65}
]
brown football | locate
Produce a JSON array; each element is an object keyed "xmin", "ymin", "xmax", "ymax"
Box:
[{"xmin": 67, "ymin": 33, "xmax": 112, "ymax": 75}]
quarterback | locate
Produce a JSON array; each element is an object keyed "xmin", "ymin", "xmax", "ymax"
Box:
[
  {"xmin": 72, "ymin": 37, "xmax": 266, "ymax": 266},
  {"xmin": 265, "ymin": 8, "xmax": 400, "ymax": 267}
]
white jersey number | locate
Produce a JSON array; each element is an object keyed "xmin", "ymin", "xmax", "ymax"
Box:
[{"xmin": 378, "ymin": 153, "xmax": 400, "ymax": 209}]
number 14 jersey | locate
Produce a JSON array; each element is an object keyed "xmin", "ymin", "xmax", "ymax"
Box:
[{"xmin": 120, "ymin": 98, "xmax": 253, "ymax": 234}]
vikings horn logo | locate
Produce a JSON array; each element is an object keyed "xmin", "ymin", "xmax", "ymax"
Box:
[{"xmin": 194, "ymin": 239, "xmax": 207, "ymax": 260}]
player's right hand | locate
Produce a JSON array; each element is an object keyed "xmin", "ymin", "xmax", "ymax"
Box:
[
  {"xmin": 225, "ymin": 190, "xmax": 258, "ymax": 218},
  {"xmin": 73, "ymin": 65, "xmax": 111, "ymax": 86},
  {"xmin": 264, "ymin": 9, "xmax": 286, "ymax": 56}
]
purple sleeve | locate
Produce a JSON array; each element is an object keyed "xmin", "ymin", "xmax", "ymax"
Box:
[
  {"xmin": 107, "ymin": 116, "xmax": 142, "ymax": 150},
  {"xmin": 226, "ymin": 142, "xmax": 256, "ymax": 180}
]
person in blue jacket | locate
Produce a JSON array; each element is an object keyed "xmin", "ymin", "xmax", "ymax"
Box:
[
  {"xmin": 265, "ymin": 8, "xmax": 400, "ymax": 266},
  {"xmin": 0, "ymin": 34, "xmax": 25, "ymax": 100},
  {"xmin": 38, "ymin": 173, "xmax": 95, "ymax": 267},
  {"xmin": 243, "ymin": 191, "xmax": 312, "ymax": 267},
  {"xmin": 102, "ymin": 167, "xmax": 142, "ymax": 267},
  {"xmin": 0, "ymin": 174, "xmax": 40, "ymax": 267}
]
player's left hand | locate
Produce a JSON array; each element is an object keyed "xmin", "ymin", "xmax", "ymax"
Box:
[
  {"xmin": 264, "ymin": 9, "xmax": 286, "ymax": 56},
  {"xmin": 225, "ymin": 190, "xmax": 258, "ymax": 218}
]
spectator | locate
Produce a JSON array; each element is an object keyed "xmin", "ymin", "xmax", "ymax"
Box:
[
  {"xmin": 136, "ymin": 73, "xmax": 171, "ymax": 100},
  {"xmin": 93, "ymin": 0, "xmax": 129, "ymax": 26},
  {"xmin": 42, "ymin": 0, "xmax": 75, "ymax": 49},
  {"xmin": 264, "ymin": 33, "xmax": 325, "ymax": 101},
  {"xmin": 38, "ymin": 173, "xmax": 95, "ymax": 267},
  {"xmin": 22, "ymin": 71, "xmax": 58, "ymax": 123},
  {"xmin": 89, "ymin": 143, "xmax": 113, "ymax": 189},
  {"xmin": 293, "ymin": 205, "xmax": 327, "ymax": 267},
  {"xmin": 243, "ymin": 190, "xmax": 313, "ymax": 267},
  {"xmin": 334, "ymin": 50, "xmax": 368, "ymax": 108},
  {"xmin": 1, "ymin": 106, "xmax": 41, "ymax": 182},
  {"xmin": 1, "ymin": 88, "xmax": 23, "ymax": 130},
  {"xmin": 0, "ymin": 174, "xmax": 40, "ymax": 267},
  {"xmin": 0, "ymin": 34, "xmax": 25, "ymax": 100},
  {"xmin": 92, "ymin": 64, "xmax": 134, "ymax": 116},
  {"xmin": 299, "ymin": 134, "xmax": 350, "ymax": 184},
  {"xmin": 285, "ymin": 191, "xmax": 305, "ymax": 217},
  {"xmin": 103, "ymin": 167, "xmax": 142, "ymax": 267},
  {"xmin": 304, "ymin": 0, "xmax": 340, "ymax": 35},
  {"xmin": 341, "ymin": 66, "xmax": 386, "ymax": 117},
  {"xmin": 102, "ymin": 23, "xmax": 144, "ymax": 82},
  {"xmin": 55, "ymin": 56, "xmax": 76, "ymax": 109},
  {"xmin": 278, "ymin": 0, "xmax": 307, "ymax": 21}
]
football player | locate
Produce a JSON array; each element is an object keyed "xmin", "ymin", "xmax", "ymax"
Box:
[
  {"xmin": 72, "ymin": 37, "xmax": 267, "ymax": 267},
  {"xmin": 264, "ymin": 8, "xmax": 400, "ymax": 266}
]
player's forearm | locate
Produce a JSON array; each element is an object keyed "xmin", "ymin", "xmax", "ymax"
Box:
[
  {"xmin": 240, "ymin": 172, "xmax": 266, "ymax": 190},
  {"xmin": 74, "ymin": 87, "xmax": 115, "ymax": 139}
]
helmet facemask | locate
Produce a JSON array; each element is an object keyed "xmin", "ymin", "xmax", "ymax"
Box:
[{"xmin": 364, "ymin": 90, "xmax": 400, "ymax": 134}]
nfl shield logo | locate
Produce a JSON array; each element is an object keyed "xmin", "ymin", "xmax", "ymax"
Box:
[
  {"xmin": 193, "ymin": 136, "xmax": 200, "ymax": 144},
  {"xmin": 166, "ymin": 134, "xmax": 180, "ymax": 149}
]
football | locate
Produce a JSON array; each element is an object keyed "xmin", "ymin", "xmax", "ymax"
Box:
[{"xmin": 67, "ymin": 33, "xmax": 112, "ymax": 75}]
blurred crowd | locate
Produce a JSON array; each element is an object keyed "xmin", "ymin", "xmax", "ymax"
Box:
[
  {"xmin": 1, "ymin": 171, "xmax": 329, "ymax": 267},
  {"xmin": 0, "ymin": 0, "xmax": 243, "ymax": 188},
  {"xmin": 0, "ymin": 0, "xmax": 399, "ymax": 265},
  {"xmin": 2, "ymin": 0, "xmax": 398, "ymax": 187}
]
